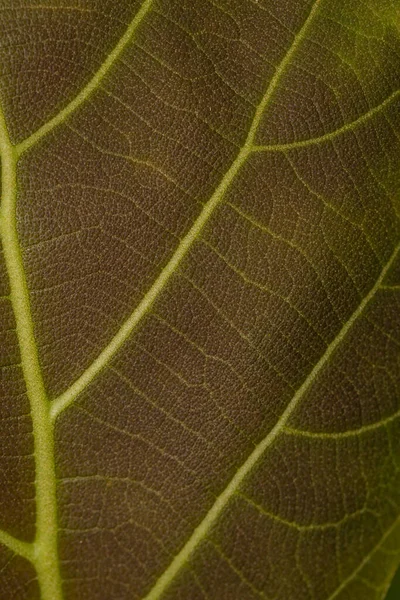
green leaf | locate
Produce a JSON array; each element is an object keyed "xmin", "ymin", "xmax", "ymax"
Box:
[
  {"xmin": 0, "ymin": 1, "xmax": 400, "ymax": 598},
  {"xmin": 386, "ymin": 566, "xmax": 400, "ymax": 599}
]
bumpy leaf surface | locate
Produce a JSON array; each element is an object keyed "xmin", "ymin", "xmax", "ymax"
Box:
[{"xmin": 0, "ymin": 1, "xmax": 400, "ymax": 599}]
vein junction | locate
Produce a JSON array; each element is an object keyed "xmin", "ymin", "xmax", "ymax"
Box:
[
  {"xmin": 0, "ymin": 0, "xmax": 399, "ymax": 598},
  {"xmin": 0, "ymin": 0, "xmax": 156, "ymax": 597},
  {"xmin": 143, "ymin": 239, "xmax": 400, "ymax": 600}
]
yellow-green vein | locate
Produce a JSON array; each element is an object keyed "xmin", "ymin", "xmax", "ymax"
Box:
[
  {"xmin": 15, "ymin": 0, "xmax": 155, "ymax": 157},
  {"xmin": 284, "ymin": 403, "xmax": 400, "ymax": 438},
  {"xmin": 252, "ymin": 88, "xmax": 400, "ymax": 153},
  {"xmin": 143, "ymin": 241, "xmax": 400, "ymax": 600},
  {"xmin": 0, "ymin": 529, "xmax": 33, "ymax": 562},
  {"xmin": 326, "ymin": 514, "xmax": 400, "ymax": 600},
  {"xmin": 0, "ymin": 107, "xmax": 62, "ymax": 599},
  {"xmin": 50, "ymin": 0, "xmax": 323, "ymax": 421},
  {"xmin": 238, "ymin": 492, "xmax": 376, "ymax": 533}
]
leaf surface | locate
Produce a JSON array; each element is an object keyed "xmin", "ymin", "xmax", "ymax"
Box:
[{"xmin": 0, "ymin": 1, "xmax": 400, "ymax": 599}]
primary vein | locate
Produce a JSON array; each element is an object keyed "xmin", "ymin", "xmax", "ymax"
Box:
[
  {"xmin": 15, "ymin": 0, "xmax": 155, "ymax": 157},
  {"xmin": 0, "ymin": 107, "xmax": 62, "ymax": 597},
  {"xmin": 143, "ymin": 241, "xmax": 400, "ymax": 600},
  {"xmin": 51, "ymin": 0, "xmax": 323, "ymax": 420}
]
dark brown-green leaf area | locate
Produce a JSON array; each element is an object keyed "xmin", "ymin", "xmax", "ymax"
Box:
[{"xmin": 0, "ymin": 0, "xmax": 400, "ymax": 599}]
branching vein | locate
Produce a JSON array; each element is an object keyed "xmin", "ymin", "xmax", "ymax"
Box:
[
  {"xmin": 142, "ymin": 241, "xmax": 400, "ymax": 600},
  {"xmin": 15, "ymin": 0, "xmax": 155, "ymax": 156},
  {"xmin": 0, "ymin": 529, "xmax": 33, "ymax": 562},
  {"xmin": 0, "ymin": 1, "xmax": 398, "ymax": 599},
  {"xmin": 252, "ymin": 88, "xmax": 400, "ymax": 153},
  {"xmin": 326, "ymin": 514, "xmax": 400, "ymax": 600},
  {"xmin": 51, "ymin": 0, "xmax": 323, "ymax": 420}
]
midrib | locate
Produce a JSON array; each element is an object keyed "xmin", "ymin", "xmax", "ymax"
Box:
[
  {"xmin": 0, "ymin": 2, "xmax": 158, "ymax": 597},
  {"xmin": 0, "ymin": 110, "xmax": 62, "ymax": 598}
]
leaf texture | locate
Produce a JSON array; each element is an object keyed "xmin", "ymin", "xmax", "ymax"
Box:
[{"xmin": 0, "ymin": 1, "xmax": 400, "ymax": 599}]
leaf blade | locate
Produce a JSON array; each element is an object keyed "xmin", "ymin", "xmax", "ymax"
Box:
[
  {"xmin": 143, "ymin": 241, "xmax": 400, "ymax": 600},
  {"xmin": 0, "ymin": 0, "xmax": 399, "ymax": 598}
]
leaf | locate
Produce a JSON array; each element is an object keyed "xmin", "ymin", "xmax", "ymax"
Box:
[
  {"xmin": 386, "ymin": 566, "xmax": 400, "ymax": 599},
  {"xmin": 0, "ymin": 0, "xmax": 400, "ymax": 598}
]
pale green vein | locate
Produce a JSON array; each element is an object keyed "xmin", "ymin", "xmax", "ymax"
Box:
[
  {"xmin": 15, "ymin": 0, "xmax": 155, "ymax": 156},
  {"xmin": 284, "ymin": 406, "xmax": 400, "ymax": 439},
  {"xmin": 238, "ymin": 492, "xmax": 374, "ymax": 532},
  {"xmin": 326, "ymin": 514, "xmax": 400, "ymax": 600},
  {"xmin": 0, "ymin": 108, "xmax": 62, "ymax": 597},
  {"xmin": 381, "ymin": 284, "xmax": 400, "ymax": 291},
  {"xmin": 252, "ymin": 88, "xmax": 400, "ymax": 153},
  {"xmin": 143, "ymin": 241, "xmax": 400, "ymax": 600},
  {"xmin": 50, "ymin": 0, "xmax": 323, "ymax": 421},
  {"xmin": 211, "ymin": 540, "xmax": 268, "ymax": 600},
  {"xmin": 0, "ymin": 529, "xmax": 33, "ymax": 562}
]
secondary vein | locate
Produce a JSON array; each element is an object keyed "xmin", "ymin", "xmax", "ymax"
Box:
[
  {"xmin": 284, "ymin": 402, "xmax": 400, "ymax": 439},
  {"xmin": 0, "ymin": 529, "xmax": 34, "ymax": 562},
  {"xmin": 50, "ymin": 0, "xmax": 323, "ymax": 421},
  {"xmin": 326, "ymin": 514, "xmax": 400, "ymax": 600},
  {"xmin": 252, "ymin": 88, "xmax": 400, "ymax": 153},
  {"xmin": 15, "ymin": 0, "xmax": 155, "ymax": 157},
  {"xmin": 142, "ymin": 241, "xmax": 400, "ymax": 600},
  {"xmin": 0, "ymin": 106, "xmax": 62, "ymax": 598}
]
